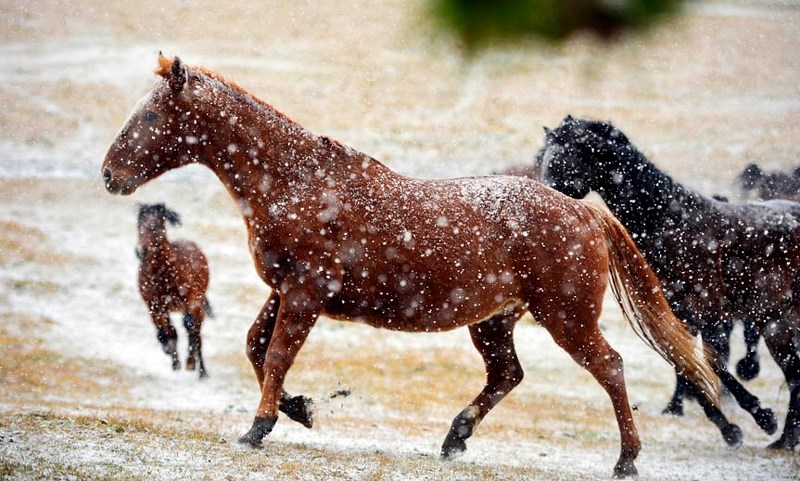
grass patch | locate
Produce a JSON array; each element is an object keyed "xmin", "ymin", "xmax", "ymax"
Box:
[{"xmin": 0, "ymin": 312, "xmax": 128, "ymax": 405}]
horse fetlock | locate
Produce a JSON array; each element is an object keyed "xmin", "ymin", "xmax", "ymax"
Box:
[
  {"xmin": 238, "ymin": 416, "xmax": 278, "ymax": 448},
  {"xmin": 721, "ymin": 424, "xmax": 743, "ymax": 448},
  {"xmin": 753, "ymin": 407, "xmax": 778, "ymax": 434},
  {"xmin": 612, "ymin": 459, "xmax": 638, "ymax": 479},
  {"xmin": 440, "ymin": 410, "xmax": 477, "ymax": 459},
  {"xmin": 280, "ymin": 395, "xmax": 314, "ymax": 429},
  {"xmin": 736, "ymin": 356, "xmax": 760, "ymax": 381}
]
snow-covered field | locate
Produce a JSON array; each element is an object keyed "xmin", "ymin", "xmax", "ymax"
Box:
[{"xmin": 1, "ymin": 1, "xmax": 799, "ymax": 479}]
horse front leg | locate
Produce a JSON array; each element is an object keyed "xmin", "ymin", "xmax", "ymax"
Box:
[
  {"xmin": 151, "ymin": 309, "xmax": 180, "ymax": 370},
  {"xmin": 184, "ymin": 300, "xmax": 207, "ymax": 378},
  {"xmin": 246, "ymin": 292, "xmax": 314, "ymax": 428},
  {"xmin": 240, "ymin": 291, "xmax": 320, "ymax": 447},
  {"xmin": 761, "ymin": 320, "xmax": 800, "ymax": 449},
  {"xmin": 441, "ymin": 307, "xmax": 524, "ymax": 459}
]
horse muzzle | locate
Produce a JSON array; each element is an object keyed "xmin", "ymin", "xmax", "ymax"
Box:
[{"xmin": 102, "ymin": 167, "xmax": 138, "ymax": 195}]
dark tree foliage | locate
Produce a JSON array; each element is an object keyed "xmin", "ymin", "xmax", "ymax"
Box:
[{"xmin": 429, "ymin": 0, "xmax": 683, "ymax": 47}]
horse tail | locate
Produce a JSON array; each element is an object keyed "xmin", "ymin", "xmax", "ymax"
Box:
[
  {"xmin": 584, "ymin": 202, "xmax": 720, "ymax": 407},
  {"xmin": 204, "ymin": 298, "xmax": 215, "ymax": 319}
]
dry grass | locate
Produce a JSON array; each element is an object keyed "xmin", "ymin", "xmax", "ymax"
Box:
[{"xmin": 0, "ymin": 313, "xmax": 129, "ymax": 406}]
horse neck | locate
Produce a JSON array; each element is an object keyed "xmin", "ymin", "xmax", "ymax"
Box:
[
  {"xmin": 589, "ymin": 140, "xmax": 700, "ymax": 233},
  {"xmin": 138, "ymin": 222, "xmax": 171, "ymax": 259},
  {"xmin": 192, "ymin": 79, "xmax": 385, "ymax": 220}
]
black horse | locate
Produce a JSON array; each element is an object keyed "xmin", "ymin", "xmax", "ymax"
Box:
[
  {"xmin": 537, "ymin": 116, "xmax": 800, "ymax": 450},
  {"xmin": 739, "ymin": 163, "xmax": 800, "ymax": 201}
]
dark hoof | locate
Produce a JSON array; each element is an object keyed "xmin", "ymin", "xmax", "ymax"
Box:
[
  {"xmin": 736, "ymin": 357, "xmax": 760, "ymax": 381},
  {"xmin": 198, "ymin": 369, "xmax": 208, "ymax": 379},
  {"xmin": 767, "ymin": 434, "xmax": 797, "ymax": 450},
  {"xmin": 440, "ymin": 436, "xmax": 467, "ymax": 459},
  {"xmin": 754, "ymin": 408, "xmax": 778, "ymax": 435},
  {"xmin": 613, "ymin": 460, "xmax": 638, "ymax": 479},
  {"xmin": 238, "ymin": 416, "xmax": 277, "ymax": 448},
  {"xmin": 661, "ymin": 402, "xmax": 684, "ymax": 417},
  {"xmin": 721, "ymin": 424, "xmax": 743, "ymax": 448},
  {"xmin": 171, "ymin": 358, "xmax": 181, "ymax": 371},
  {"xmin": 280, "ymin": 395, "xmax": 313, "ymax": 429}
]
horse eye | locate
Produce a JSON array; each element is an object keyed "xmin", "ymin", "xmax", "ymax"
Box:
[{"xmin": 143, "ymin": 111, "xmax": 160, "ymax": 122}]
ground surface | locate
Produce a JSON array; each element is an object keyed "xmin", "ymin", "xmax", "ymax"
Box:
[{"xmin": 0, "ymin": 1, "xmax": 799, "ymax": 479}]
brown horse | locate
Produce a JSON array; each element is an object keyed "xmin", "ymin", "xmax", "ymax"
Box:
[
  {"xmin": 137, "ymin": 202, "xmax": 211, "ymax": 378},
  {"xmin": 102, "ymin": 54, "xmax": 718, "ymax": 477}
]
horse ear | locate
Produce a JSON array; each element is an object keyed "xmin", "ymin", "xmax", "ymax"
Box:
[
  {"xmin": 543, "ymin": 126, "xmax": 552, "ymax": 136},
  {"xmin": 169, "ymin": 56, "xmax": 187, "ymax": 93},
  {"xmin": 564, "ymin": 114, "xmax": 575, "ymax": 123},
  {"xmin": 165, "ymin": 208, "xmax": 182, "ymax": 226}
]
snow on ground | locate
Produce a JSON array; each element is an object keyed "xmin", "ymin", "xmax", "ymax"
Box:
[{"xmin": 1, "ymin": 0, "xmax": 799, "ymax": 479}]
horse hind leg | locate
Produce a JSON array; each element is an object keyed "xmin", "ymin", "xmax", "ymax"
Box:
[
  {"xmin": 736, "ymin": 318, "xmax": 761, "ymax": 381},
  {"xmin": 533, "ymin": 305, "xmax": 641, "ymax": 478},
  {"xmin": 761, "ymin": 320, "xmax": 800, "ymax": 449},
  {"xmin": 184, "ymin": 299, "xmax": 209, "ymax": 379},
  {"xmin": 440, "ymin": 306, "xmax": 524, "ymax": 459}
]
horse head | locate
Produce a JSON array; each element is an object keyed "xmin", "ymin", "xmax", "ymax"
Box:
[
  {"xmin": 538, "ymin": 116, "xmax": 636, "ymax": 199},
  {"xmin": 103, "ymin": 53, "xmax": 201, "ymax": 195}
]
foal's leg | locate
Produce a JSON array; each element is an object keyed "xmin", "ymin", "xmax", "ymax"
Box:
[
  {"xmin": 151, "ymin": 309, "xmax": 180, "ymax": 370},
  {"xmin": 184, "ymin": 298, "xmax": 207, "ymax": 378},
  {"xmin": 440, "ymin": 307, "xmax": 524, "ymax": 458},
  {"xmin": 244, "ymin": 293, "xmax": 313, "ymax": 429},
  {"xmin": 534, "ymin": 307, "xmax": 640, "ymax": 478},
  {"xmin": 761, "ymin": 320, "xmax": 800, "ymax": 450}
]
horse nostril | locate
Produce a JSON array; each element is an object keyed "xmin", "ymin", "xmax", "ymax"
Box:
[{"xmin": 103, "ymin": 168, "xmax": 112, "ymax": 185}]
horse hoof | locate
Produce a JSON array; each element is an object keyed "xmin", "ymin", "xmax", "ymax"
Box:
[
  {"xmin": 754, "ymin": 408, "xmax": 778, "ymax": 435},
  {"xmin": 171, "ymin": 360, "xmax": 181, "ymax": 370},
  {"xmin": 199, "ymin": 369, "xmax": 208, "ymax": 379},
  {"xmin": 721, "ymin": 424, "xmax": 743, "ymax": 448},
  {"xmin": 440, "ymin": 437, "xmax": 467, "ymax": 460},
  {"xmin": 280, "ymin": 395, "xmax": 313, "ymax": 429},
  {"xmin": 736, "ymin": 358, "xmax": 760, "ymax": 381},
  {"xmin": 612, "ymin": 460, "xmax": 638, "ymax": 479},
  {"xmin": 186, "ymin": 357, "xmax": 196, "ymax": 371},
  {"xmin": 238, "ymin": 416, "xmax": 277, "ymax": 448},
  {"xmin": 661, "ymin": 403, "xmax": 683, "ymax": 417}
]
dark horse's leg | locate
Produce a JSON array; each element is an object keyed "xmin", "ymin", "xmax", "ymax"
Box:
[
  {"xmin": 701, "ymin": 322, "xmax": 777, "ymax": 436},
  {"xmin": 441, "ymin": 306, "xmax": 524, "ymax": 458},
  {"xmin": 736, "ymin": 318, "xmax": 761, "ymax": 381},
  {"xmin": 244, "ymin": 293, "xmax": 313, "ymax": 429},
  {"xmin": 663, "ymin": 314, "xmax": 701, "ymax": 416},
  {"xmin": 761, "ymin": 319, "xmax": 800, "ymax": 450},
  {"xmin": 152, "ymin": 309, "xmax": 180, "ymax": 370}
]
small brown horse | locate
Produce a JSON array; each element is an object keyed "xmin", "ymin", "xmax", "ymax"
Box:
[
  {"xmin": 102, "ymin": 54, "xmax": 718, "ymax": 477},
  {"xmin": 137, "ymin": 203, "xmax": 211, "ymax": 378}
]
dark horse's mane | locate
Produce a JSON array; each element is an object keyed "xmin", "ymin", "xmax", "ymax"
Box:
[{"xmin": 560, "ymin": 119, "xmax": 717, "ymax": 238}]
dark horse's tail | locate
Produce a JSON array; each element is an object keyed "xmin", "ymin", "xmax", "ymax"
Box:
[{"xmin": 584, "ymin": 203, "xmax": 720, "ymax": 406}]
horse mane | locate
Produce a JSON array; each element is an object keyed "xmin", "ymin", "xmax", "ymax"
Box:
[
  {"xmin": 156, "ymin": 55, "xmax": 358, "ymax": 161},
  {"xmin": 139, "ymin": 203, "xmax": 181, "ymax": 227}
]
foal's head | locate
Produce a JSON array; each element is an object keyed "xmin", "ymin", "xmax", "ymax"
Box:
[
  {"xmin": 537, "ymin": 116, "xmax": 632, "ymax": 198},
  {"xmin": 103, "ymin": 53, "xmax": 201, "ymax": 195},
  {"xmin": 137, "ymin": 203, "xmax": 181, "ymax": 244}
]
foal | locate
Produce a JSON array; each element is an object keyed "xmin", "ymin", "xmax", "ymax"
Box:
[{"xmin": 137, "ymin": 203, "xmax": 211, "ymax": 378}]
